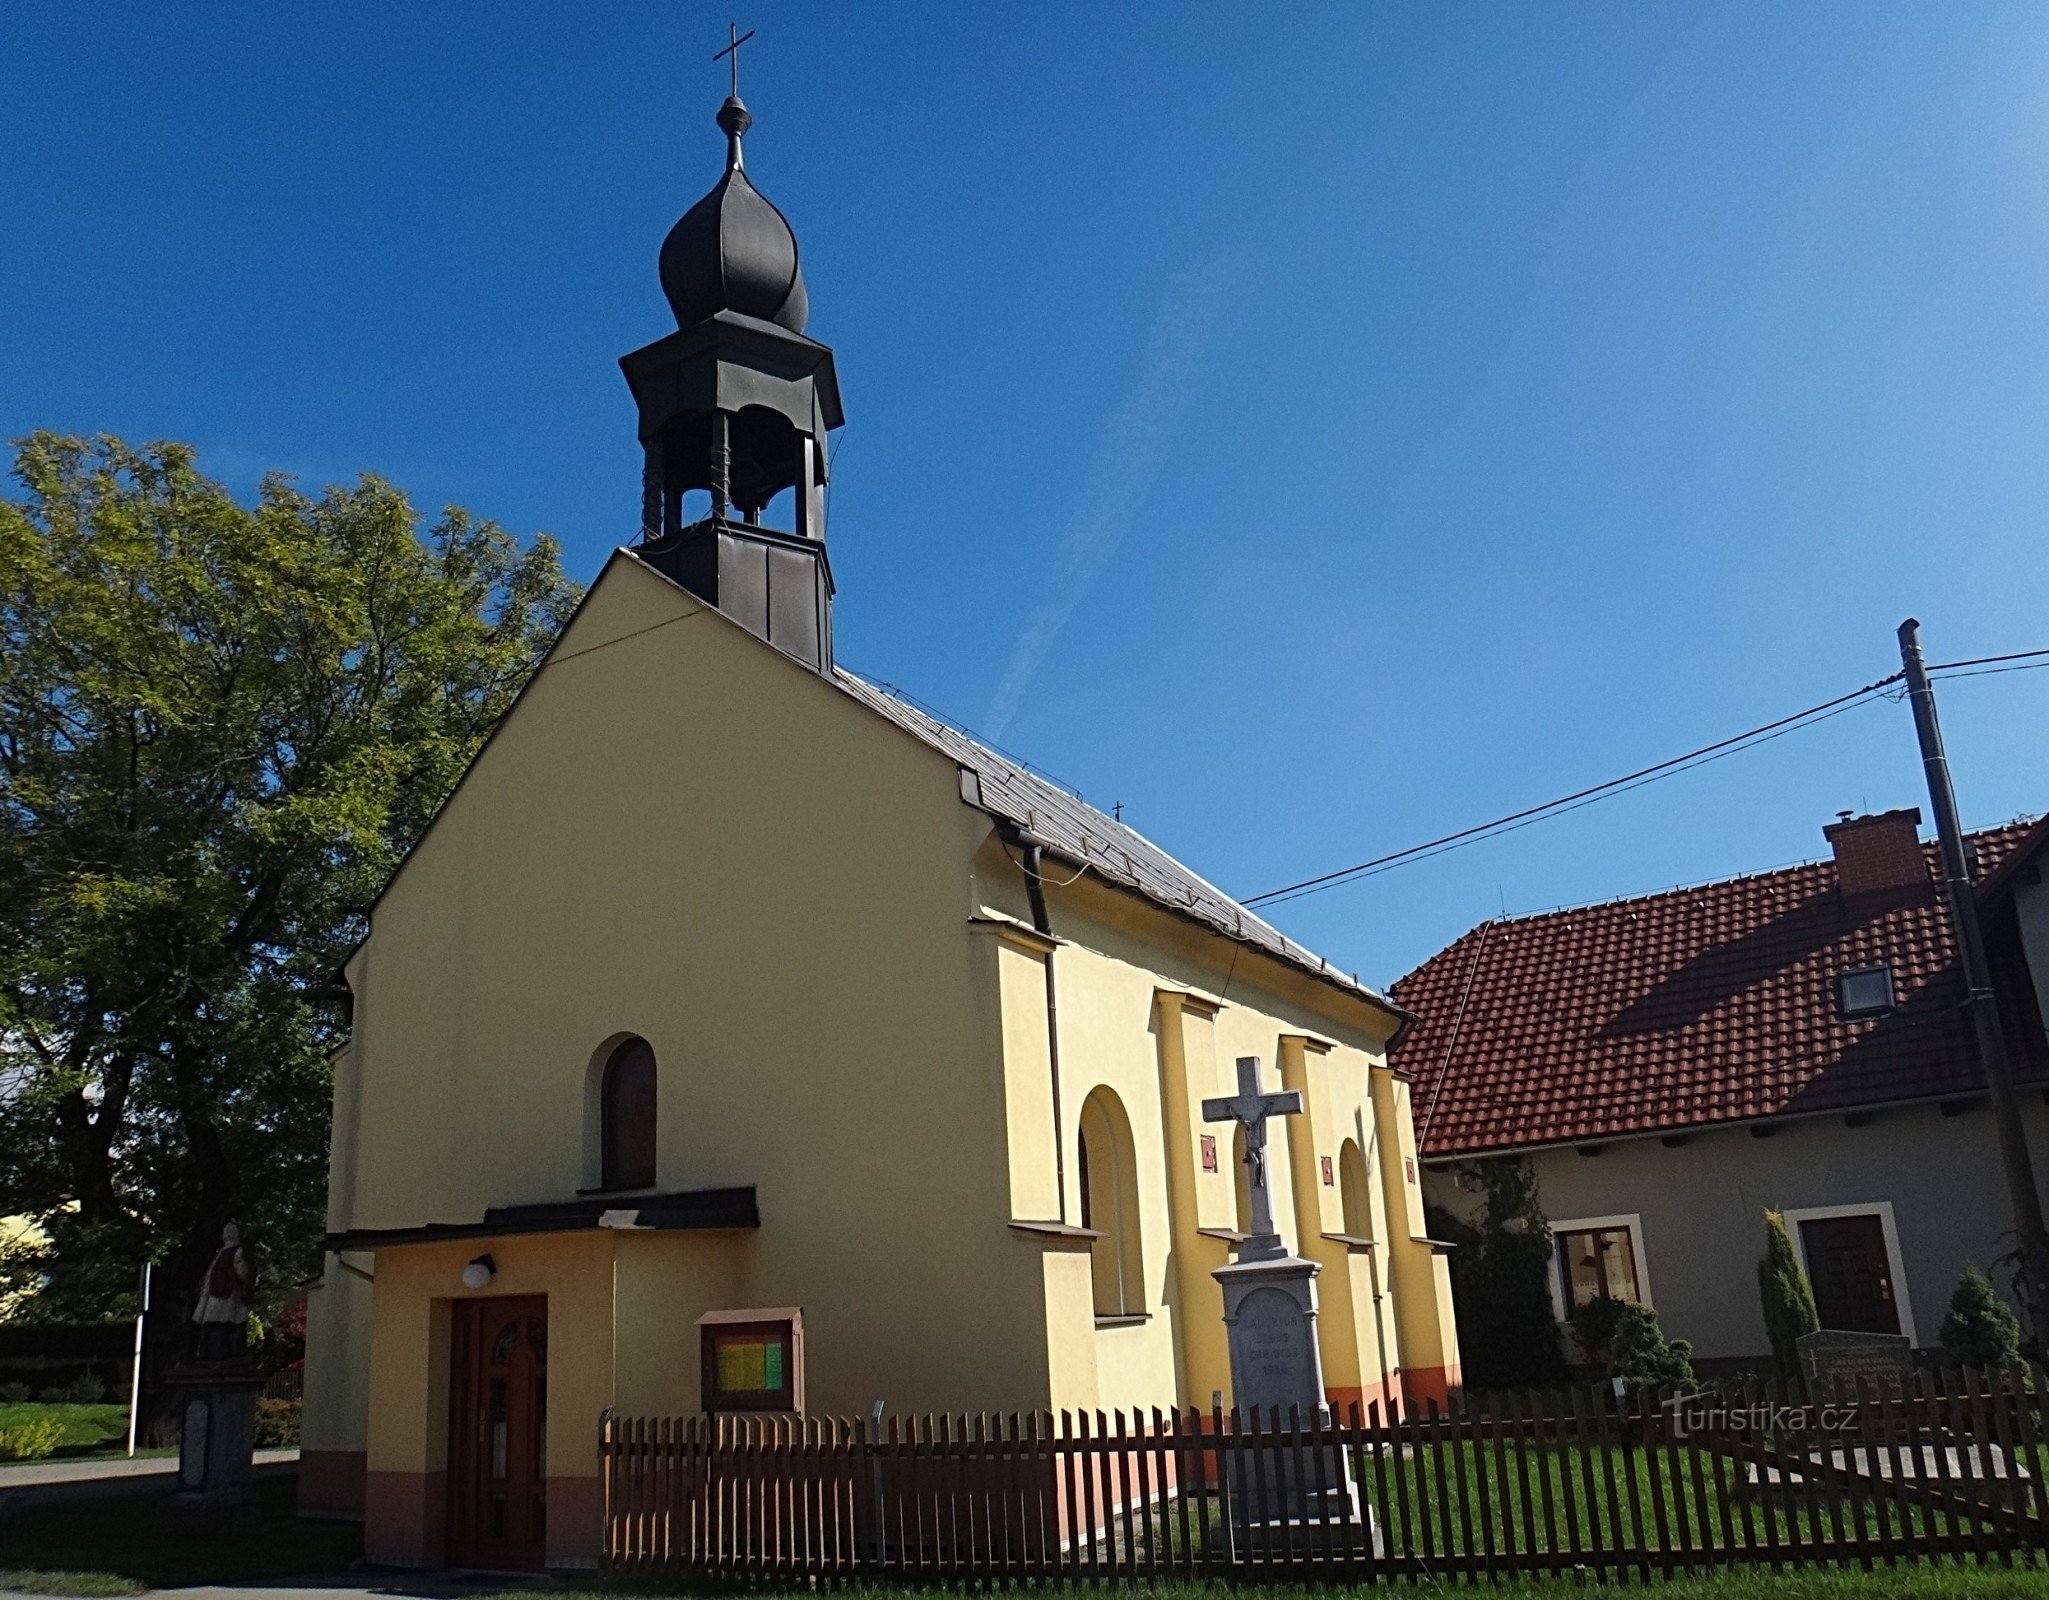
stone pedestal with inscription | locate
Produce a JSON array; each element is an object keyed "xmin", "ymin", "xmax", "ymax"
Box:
[
  {"xmin": 1213, "ymin": 1250, "xmax": 1366, "ymax": 1553},
  {"xmin": 160, "ymin": 1361, "xmax": 263, "ymax": 1516},
  {"xmin": 1203, "ymin": 1055, "xmax": 1371, "ymax": 1559}
]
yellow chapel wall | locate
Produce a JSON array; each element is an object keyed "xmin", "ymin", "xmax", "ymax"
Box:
[
  {"xmin": 966, "ymin": 849, "xmax": 1454, "ymax": 1418},
  {"xmin": 302, "ymin": 1035, "xmax": 376, "ymax": 1517},
  {"xmin": 313, "ymin": 554, "xmax": 1089, "ymax": 1557}
]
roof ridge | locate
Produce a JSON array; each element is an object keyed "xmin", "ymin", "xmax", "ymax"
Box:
[
  {"xmin": 828, "ymin": 668, "xmax": 1403, "ymax": 1016},
  {"xmin": 1427, "ymin": 814, "xmax": 2044, "ymax": 937}
]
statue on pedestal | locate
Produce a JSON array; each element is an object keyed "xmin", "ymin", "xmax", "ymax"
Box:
[
  {"xmin": 189, "ymin": 1222, "xmax": 254, "ymax": 1363},
  {"xmin": 166, "ymin": 1221, "xmax": 264, "ymax": 1515}
]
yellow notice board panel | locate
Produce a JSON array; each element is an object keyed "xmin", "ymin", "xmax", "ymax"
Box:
[{"xmin": 715, "ymin": 1335, "xmax": 785, "ymax": 1393}]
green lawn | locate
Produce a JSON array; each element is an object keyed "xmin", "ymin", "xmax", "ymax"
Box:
[
  {"xmin": 0, "ymin": 1403, "xmax": 133, "ymax": 1459},
  {"xmin": 1392, "ymin": 1434, "xmax": 2049, "ymax": 1563},
  {"xmin": 530, "ymin": 1573, "xmax": 2049, "ymax": 1600},
  {"xmin": 1087, "ymin": 1439, "xmax": 2030, "ymax": 1570},
  {"xmin": 0, "ymin": 1474, "xmax": 361, "ymax": 1596}
]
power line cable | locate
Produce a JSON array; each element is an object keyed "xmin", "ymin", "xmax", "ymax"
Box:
[
  {"xmin": 1928, "ymin": 648, "xmax": 2049, "ymax": 672},
  {"xmin": 1250, "ymin": 690, "xmax": 1887, "ymax": 910},
  {"xmin": 1930, "ymin": 660, "xmax": 2049, "ymax": 683},
  {"xmin": 1242, "ymin": 671, "xmax": 1904, "ymax": 908},
  {"xmin": 1245, "ymin": 645, "xmax": 2049, "ymax": 911}
]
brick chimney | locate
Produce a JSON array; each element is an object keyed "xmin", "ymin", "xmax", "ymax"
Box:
[{"xmin": 1824, "ymin": 808, "xmax": 1929, "ymax": 897}]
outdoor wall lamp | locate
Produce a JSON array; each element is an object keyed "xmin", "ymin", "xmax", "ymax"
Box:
[{"xmin": 461, "ymin": 1254, "xmax": 495, "ymax": 1290}]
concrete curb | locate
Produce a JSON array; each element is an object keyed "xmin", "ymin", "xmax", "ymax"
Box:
[{"xmin": 0, "ymin": 1449, "xmax": 298, "ymax": 1516}]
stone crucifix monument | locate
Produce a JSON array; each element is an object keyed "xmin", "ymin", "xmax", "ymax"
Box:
[{"xmin": 1203, "ymin": 1056, "xmax": 1366, "ymax": 1550}]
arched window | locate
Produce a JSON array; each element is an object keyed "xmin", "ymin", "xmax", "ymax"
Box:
[
  {"xmin": 599, "ymin": 1037, "xmax": 657, "ymax": 1191},
  {"xmin": 1339, "ymin": 1138, "xmax": 1372, "ymax": 1238},
  {"xmin": 1078, "ymin": 1088, "xmax": 1145, "ymax": 1319}
]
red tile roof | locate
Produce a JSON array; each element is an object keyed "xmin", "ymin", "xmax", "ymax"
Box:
[{"xmin": 1392, "ymin": 821, "xmax": 2048, "ymax": 1160}]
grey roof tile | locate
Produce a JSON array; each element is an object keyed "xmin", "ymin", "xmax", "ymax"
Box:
[{"xmin": 835, "ymin": 670, "xmax": 1396, "ymax": 1013}]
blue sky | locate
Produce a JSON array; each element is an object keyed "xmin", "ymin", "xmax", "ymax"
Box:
[{"xmin": 6, "ymin": 3, "xmax": 2049, "ymax": 988}]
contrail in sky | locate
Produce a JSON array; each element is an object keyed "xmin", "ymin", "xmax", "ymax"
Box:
[{"xmin": 985, "ymin": 258, "xmax": 1235, "ymax": 740}]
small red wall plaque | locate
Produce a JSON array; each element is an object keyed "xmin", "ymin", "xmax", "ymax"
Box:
[
  {"xmin": 1320, "ymin": 1156, "xmax": 1334, "ymax": 1185},
  {"xmin": 1199, "ymin": 1134, "xmax": 1218, "ymax": 1172}
]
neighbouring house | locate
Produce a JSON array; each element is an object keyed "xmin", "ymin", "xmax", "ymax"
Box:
[
  {"xmin": 298, "ymin": 91, "xmax": 1460, "ymax": 1571},
  {"xmin": 1398, "ymin": 806, "xmax": 2049, "ymax": 1369}
]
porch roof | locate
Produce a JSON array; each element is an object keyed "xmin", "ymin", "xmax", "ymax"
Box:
[{"xmin": 324, "ymin": 1185, "xmax": 759, "ymax": 1252}]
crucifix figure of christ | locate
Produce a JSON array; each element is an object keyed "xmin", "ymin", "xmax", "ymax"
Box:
[{"xmin": 1202, "ymin": 1055, "xmax": 1303, "ymax": 1258}]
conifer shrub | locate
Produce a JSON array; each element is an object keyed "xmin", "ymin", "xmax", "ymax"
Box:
[
  {"xmin": 1609, "ymin": 1301, "xmax": 1695, "ymax": 1392},
  {"xmin": 40, "ymin": 1372, "xmax": 106, "ymax": 1404},
  {"xmin": 1758, "ymin": 1209, "xmax": 1819, "ymax": 1375},
  {"xmin": 1939, "ymin": 1264, "xmax": 2021, "ymax": 1370}
]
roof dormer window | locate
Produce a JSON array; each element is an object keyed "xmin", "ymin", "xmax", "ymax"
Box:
[{"xmin": 1838, "ymin": 964, "xmax": 1895, "ymax": 1020}]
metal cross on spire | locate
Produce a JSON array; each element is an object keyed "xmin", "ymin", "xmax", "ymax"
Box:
[
  {"xmin": 1202, "ymin": 1056, "xmax": 1303, "ymax": 1260},
  {"xmin": 714, "ymin": 22, "xmax": 755, "ymax": 99}
]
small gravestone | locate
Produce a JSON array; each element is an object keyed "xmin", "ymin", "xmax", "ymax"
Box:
[
  {"xmin": 1204, "ymin": 1057, "xmax": 1368, "ymax": 1555},
  {"xmin": 1798, "ymin": 1328, "xmax": 1913, "ymax": 1402}
]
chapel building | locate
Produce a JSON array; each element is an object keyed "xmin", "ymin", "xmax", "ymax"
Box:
[{"xmin": 300, "ymin": 89, "xmax": 1460, "ymax": 1571}]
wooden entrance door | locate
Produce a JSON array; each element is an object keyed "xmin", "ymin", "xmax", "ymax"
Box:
[
  {"xmin": 447, "ymin": 1296, "xmax": 548, "ymax": 1569},
  {"xmin": 1799, "ymin": 1214, "xmax": 1902, "ymax": 1334}
]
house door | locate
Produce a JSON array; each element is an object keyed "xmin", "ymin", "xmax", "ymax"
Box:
[
  {"xmin": 447, "ymin": 1296, "xmax": 548, "ymax": 1569},
  {"xmin": 1799, "ymin": 1214, "xmax": 1901, "ymax": 1335}
]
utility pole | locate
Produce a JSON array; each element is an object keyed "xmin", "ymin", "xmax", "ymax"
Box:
[{"xmin": 1899, "ymin": 618, "xmax": 2049, "ymax": 1341}]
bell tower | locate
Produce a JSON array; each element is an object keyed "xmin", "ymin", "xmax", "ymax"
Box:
[{"xmin": 621, "ymin": 83, "xmax": 844, "ymax": 673}]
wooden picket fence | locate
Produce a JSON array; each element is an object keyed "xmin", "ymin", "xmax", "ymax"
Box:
[{"xmin": 601, "ymin": 1364, "xmax": 2049, "ymax": 1584}]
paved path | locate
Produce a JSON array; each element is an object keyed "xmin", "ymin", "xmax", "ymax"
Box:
[{"xmin": 0, "ymin": 1447, "xmax": 297, "ymax": 1488}]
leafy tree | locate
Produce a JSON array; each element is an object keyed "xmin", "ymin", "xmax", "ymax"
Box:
[
  {"xmin": 0, "ymin": 433, "xmax": 579, "ymax": 1330},
  {"xmin": 1939, "ymin": 1264, "xmax": 2021, "ymax": 1370},
  {"xmin": 1758, "ymin": 1209, "xmax": 1819, "ymax": 1376},
  {"xmin": 1427, "ymin": 1157, "xmax": 1567, "ymax": 1387}
]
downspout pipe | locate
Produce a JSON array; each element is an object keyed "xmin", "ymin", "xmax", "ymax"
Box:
[{"xmin": 999, "ymin": 822, "xmax": 1069, "ymax": 1223}]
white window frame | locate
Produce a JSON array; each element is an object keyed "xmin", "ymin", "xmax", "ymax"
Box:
[
  {"xmin": 1781, "ymin": 1201, "xmax": 1918, "ymax": 1345},
  {"xmin": 1547, "ymin": 1212, "xmax": 1653, "ymax": 1321}
]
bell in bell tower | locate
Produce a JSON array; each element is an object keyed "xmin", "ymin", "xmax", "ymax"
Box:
[{"xmin": 621, "ymin": 59, "xmax": 844, "ymax": 673}]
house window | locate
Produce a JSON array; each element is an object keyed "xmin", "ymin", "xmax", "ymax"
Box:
[
  {"xmin": 698, "ymin": 1310, "xmax": 803, "ymax": 1414},
  {"xmin": 1555, "ymin": 1224, "xmax": 1643, "ymax": 1310},
  {"xmin": 599, "ymin": 1036, "xmax": 657, "ymax": 1191},
  {"xmin": 1838, "ymin": 965, "xmax": 1895, "ymax": 1019},
  {"xmin": 1078, "ymin": 1087, "xmax": 1145, "ymax": 1320}
]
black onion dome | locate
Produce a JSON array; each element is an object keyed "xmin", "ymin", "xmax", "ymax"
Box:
[{"xmin": 658, "ymin": 96, "xmax": 809, "ymax": 333}]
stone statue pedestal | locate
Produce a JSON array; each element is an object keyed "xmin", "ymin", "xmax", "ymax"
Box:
[
  {"xmin": 1213, "ymin": 1250, "xmax": 1370, "ymax": 1557},
  {"xmin": 161, "ymin": 1361, "xmax": 264, "ymax": 1515}
]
